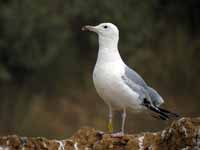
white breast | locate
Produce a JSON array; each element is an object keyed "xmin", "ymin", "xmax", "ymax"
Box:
[{"xmin": 93, "ymin": 61, "xmax": 141, "ymax": 110}]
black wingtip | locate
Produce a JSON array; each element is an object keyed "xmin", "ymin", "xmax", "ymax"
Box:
[
  {"xmin": 143, "ymin": 103, "xmax": 170, "ymax": 120},
  {"xmin": 143, "ymin": 98, "xmax": 179, "ymax": 120},
  {"xmin": 157, "ymin": 107, "xmax": 180, "ymax": 118}
]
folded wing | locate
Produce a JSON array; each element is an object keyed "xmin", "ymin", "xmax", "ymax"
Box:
[{"xmin": 123, "ymin": 66, "xmax": 179, "ymax": 120}]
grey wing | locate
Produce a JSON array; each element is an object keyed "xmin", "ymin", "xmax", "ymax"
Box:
[
  {"xmin": 125, "ymin": 66, "xmax": 147, "ymax": 87},
  {"xmin": 147, "ymin": 86, "xmax": 164, "ymax": 106},
  {"xmin": 125, "ymin": 66, "xmax": 164, "ymax": 106},
  {"xmin": 122, "ymin": 72, "xmax": 177, "ymax": 120},
  {"xmin": 121, "ymin": 74, "xmax": 151, "ymax": 104}
]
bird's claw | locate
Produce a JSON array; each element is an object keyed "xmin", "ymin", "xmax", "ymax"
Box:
[
  {"xmin": 96, "ymin": 130, "xmax": 105, "ymax": 137},
  {"xmin": 111, "ymin": 132, "xmax": 124, "ymax": 138}
]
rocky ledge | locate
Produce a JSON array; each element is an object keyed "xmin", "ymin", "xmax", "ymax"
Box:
[{"xmin": 0, "ymin": 117, "xmax": 200, "ymax": 150}]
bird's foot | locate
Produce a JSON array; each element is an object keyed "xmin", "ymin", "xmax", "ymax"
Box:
[
  {"xmin": 96, "ymin": 130, "xmax": 105, "ymax": 137},
  {"xmin": 111, "ymin": 131, "xmax": 124, "ymax": 138}
]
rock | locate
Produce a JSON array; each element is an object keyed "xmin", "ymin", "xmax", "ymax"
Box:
[{"xmin": 0, "ymin": 117, "xmax": 199, "ymax": 150}]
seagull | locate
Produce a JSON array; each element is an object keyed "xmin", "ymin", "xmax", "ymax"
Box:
[{"xmin": 82, "ymin": 23, "xmax": 178, "ymax": 137}]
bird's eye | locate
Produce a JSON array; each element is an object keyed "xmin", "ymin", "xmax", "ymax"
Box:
[{"xmin": 103, "ymin": 25, "xmax": 108, "ymax": 29}]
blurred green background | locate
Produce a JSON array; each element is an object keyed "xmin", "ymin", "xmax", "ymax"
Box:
[{"xmin": 0, "ymin": 0, "xmax": 199, "ymax": 138}]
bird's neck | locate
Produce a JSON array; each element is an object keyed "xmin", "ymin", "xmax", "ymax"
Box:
[
  {"xmin": 96, "ymin": 36, "xmax": 123, "ymax": 64},
  {"xmin": 99, "ymin": 36, "xmax": 118, "ymax": 50}
]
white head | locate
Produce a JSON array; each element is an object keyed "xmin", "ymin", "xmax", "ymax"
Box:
[{"xmin": 82, "ymin": 23, "xmax": 119, "ymax": 50}]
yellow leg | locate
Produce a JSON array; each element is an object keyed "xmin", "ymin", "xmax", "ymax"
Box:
[{"xmin": 108, "ymin": 121, "xmax": 113, "ymax": 133}]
